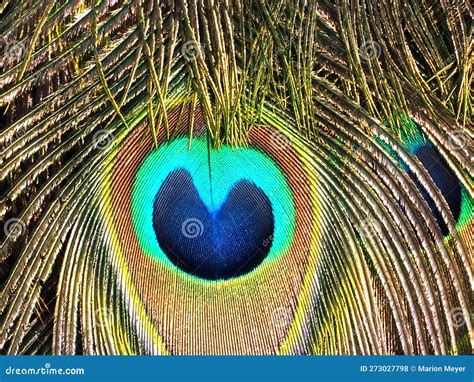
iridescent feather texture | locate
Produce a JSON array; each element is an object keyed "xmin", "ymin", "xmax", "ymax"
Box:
[{"xmin": 0, "ymin": 0, "xmax": 472, "ymax": 355}]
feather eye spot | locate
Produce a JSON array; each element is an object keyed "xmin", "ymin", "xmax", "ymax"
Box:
[
  {"xmin": 152, "ymin": 170, "xmax": 275, "ymax": 280},
  {"xmin": 411, "ymin": 144, "xmax": 462, "ymax": 234},
  {"xmin": 131, "ymin": 137, "xmax": 296, "ymax": 282}
]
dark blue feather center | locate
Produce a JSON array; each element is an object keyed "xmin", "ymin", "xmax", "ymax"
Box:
[
  {"xmin": 410, "ymin": 145, "xmax": 462, "ymax": 235},
  {"xmin": 152, "ymin": 170, "xmax": 274, "ymax": 280}
]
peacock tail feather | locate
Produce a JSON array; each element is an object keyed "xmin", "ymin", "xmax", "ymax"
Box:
[{"xmin": 0, "ymin": 0, "xmax": 472, "ymax": 355}]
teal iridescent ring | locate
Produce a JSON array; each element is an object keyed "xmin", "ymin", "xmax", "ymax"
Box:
[{"xmin": 131, "ymin": 137, "xmax": 296, "ymax": 280}]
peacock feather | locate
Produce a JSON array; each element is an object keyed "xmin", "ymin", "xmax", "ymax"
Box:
[{"xmin": 0, "ymin": 0, "xmax": 472, "ymax": 355}]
